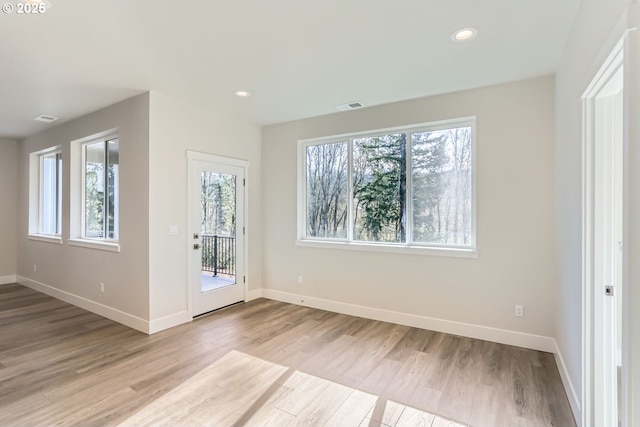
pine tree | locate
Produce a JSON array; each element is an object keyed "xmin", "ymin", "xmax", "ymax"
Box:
[{"xmin": 353, "ymin": 134, "xmax": 406, "ymax": 242}]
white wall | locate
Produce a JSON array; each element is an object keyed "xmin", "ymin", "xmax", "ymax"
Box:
[
  {"xmin": 262, "ymin": 76, "xmax": 556, "ymax": 340},
  {"xmin": 16, "ymin": 94, "xmax": 150, "ymax": 320},
  {"xmin": 148, "ymin": 92, "xmax": 262, "ymax": 322},
  {"xmin": 0, "ymin": 139, "xmax": 18, "ymax": 283},
  {"xmin": 554, "ymin": 0, "xmax": 630, "ymax": 420},
  {"xmin": 13, "ymin": 91, "xmax": 261, "ymax": 332}
]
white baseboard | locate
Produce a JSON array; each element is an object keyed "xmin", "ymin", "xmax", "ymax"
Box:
[
  {"xmin": 17, "ymin": 276, "xmax": 150, "ymax": 334},
  {"xmin": 553, "ymin": 339, "xmax": 581, "ymax": 425},
  {"xmin": 246, "ymin": 288, "xmax": 262, "ymax": 301},
  {"xmin": 261, "ymin": 288, "xmax": 556, "ymax": 353},
  {"xmin": 149, "ymin": 311, "xmax": 191, "ymax": 334},
  {"xmin": 0, "ymin": 275, "xmax": 17, "ymax": 285}
]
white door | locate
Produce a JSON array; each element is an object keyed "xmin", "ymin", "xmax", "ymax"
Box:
[
  {"xmin": 188, "ymin": 154, "xmax": 246, "ymax": 316},
  {"xmin": 594, "ymin": 85, "xmax": 623, "ymax": 426},
  {"xmin": 583, "ymin": 41, "xmax": 623, "ymax": 427}
]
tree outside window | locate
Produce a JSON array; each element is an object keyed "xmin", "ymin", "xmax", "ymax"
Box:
[
  {"xmin": 84, "ymin": 138, "xmax": 119, "ymax": 240},
  {"xmin": 303, "ymin": 120, "xmax": 474, "ymax": 249}
]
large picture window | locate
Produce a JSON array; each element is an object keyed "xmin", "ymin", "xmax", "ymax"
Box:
[
  {"xmin": 299, "ymin": 118, "xmax": 475, "ymax": 252},
  {"xmin": 83, "ymin": 136, "xmax": 119, "ymax": 240}
]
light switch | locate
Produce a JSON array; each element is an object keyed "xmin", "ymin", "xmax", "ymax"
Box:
[{"xmin": 168, "ymin": 225, "xmax": 178, "ymax": 235}]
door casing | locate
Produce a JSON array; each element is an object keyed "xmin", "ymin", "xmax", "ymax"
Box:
[{"xmin": 581, "ymin": 36, "xmax": 624, "ymax": 427}]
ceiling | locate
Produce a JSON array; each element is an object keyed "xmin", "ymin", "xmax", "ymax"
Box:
[{"xmin": 0, "ymin": 0, "xmax": 581, "ymax": 140}]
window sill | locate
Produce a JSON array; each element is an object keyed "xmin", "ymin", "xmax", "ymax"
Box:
[
  {"xmin": 28, "ymin": 234, "xmax": 63, "ymax": 245},
  {"xmin": 68, "ymin": 238, "xmax": 120, "ymax": 253},
  {"xmin": 295, "ymin": 239, "xmax": 478, "ymax": 258}
]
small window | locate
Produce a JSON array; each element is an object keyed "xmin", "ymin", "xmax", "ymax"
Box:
[
  {"xmin": 29, "ymin": 147, "xmax": 62, "ymax": 238},
  {"xmin": 82, "ymin": 137, "xmax": 119, "ymax": 240},
  {"xmin": 299, "ymin": 118, "xmax": 475, "ymax": 253},
  {"xmin": 41, "ymin": 152, "xmax": 63, "ymax": 235}
]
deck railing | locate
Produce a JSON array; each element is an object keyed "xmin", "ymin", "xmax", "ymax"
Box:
[{"xmin": 201, "ymin": 234, "xmax": 235, "ymax": 277}]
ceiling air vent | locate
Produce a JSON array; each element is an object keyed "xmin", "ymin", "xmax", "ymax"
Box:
[
  {"xmin": 34, "ymin": 114, "xmax": 59, "ymax": 123},
  {"xmin": 335, "ymin": 102, "xmax": 364, "ymax": 112}
]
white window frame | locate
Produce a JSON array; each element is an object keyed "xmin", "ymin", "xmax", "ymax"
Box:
[
  {"xmin": 68, "ymin": 129, "xmax": 120, "ymax": 252},
  {"xmin": 296, "ymin": 117, "xmax": 477, "ymax": 258},
  {"xmin": 28, "ymin": 146, "xmax": 63, "ymax": 244}
]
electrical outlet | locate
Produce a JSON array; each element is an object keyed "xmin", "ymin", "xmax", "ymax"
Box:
[
  {"xmin": 297, "ymin": 275, "xmax": 303, "ymax": 285},
  {"xmin": 100, "ymin": 282, "xmax": 105, "ymax": 293},
  {"xmin": 515, "ymin": 304, "xmax": 524, "ymax": 317}
]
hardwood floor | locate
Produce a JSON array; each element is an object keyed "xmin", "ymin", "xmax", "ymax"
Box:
[{"xmin": 0, "ymin": 284, "xmax": 576, "ymax": 426}]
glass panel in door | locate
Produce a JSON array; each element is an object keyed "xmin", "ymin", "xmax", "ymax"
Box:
[{"xmin": 200, "ymin": 171, "xmax": 236, "ymax": 293}]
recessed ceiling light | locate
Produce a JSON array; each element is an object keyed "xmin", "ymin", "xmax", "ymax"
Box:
[
  {"xmin": 235, "ymin": 90, "xmax": 251, "ymax": 97},
  {"xmin": 451, "ymin": 27, "xmax": 478, "ymax": 42}
]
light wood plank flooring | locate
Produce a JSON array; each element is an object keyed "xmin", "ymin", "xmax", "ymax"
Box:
[{"xmin": 0, "ymin": 284, "xmax": 575, "ymax": 426}]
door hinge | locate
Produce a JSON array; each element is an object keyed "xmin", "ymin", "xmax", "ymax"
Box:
[
  {"xmin": 243, "ymin": 178, "xmax": 246, "ymax": 186},
  {"xmin": 605, "ymin": 285, "xmax": 615, "ymax": 296},
  {"xmin": 243, "ymin": 276, "xmax": 246, "ymax": 283},
  {"xmin": 243, "ymin": 227, "xmax": 245, "ymax": 235}
]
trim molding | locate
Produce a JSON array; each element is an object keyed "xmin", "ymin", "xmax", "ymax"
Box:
[
  {"xmin": 261, "ymin": 289, "xmax": 556, "ymax": 353},
  {"xmin": 17, "ymin": 276, "xmax": 150, "ymax": 334},
  {"xmin": 295, "ymin": 240, "xmax": 478, "ymax": 258},
  {"xmin": 553, "ymin": 339, "xmax": 581, "ymax": 425},
  {"xmin": 149, "ymin": 311, "xmax": 191, "ymax": 334},
  {"xmin": 0, "ymin": 275, "xmax": 17, "ymax": 285}
]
